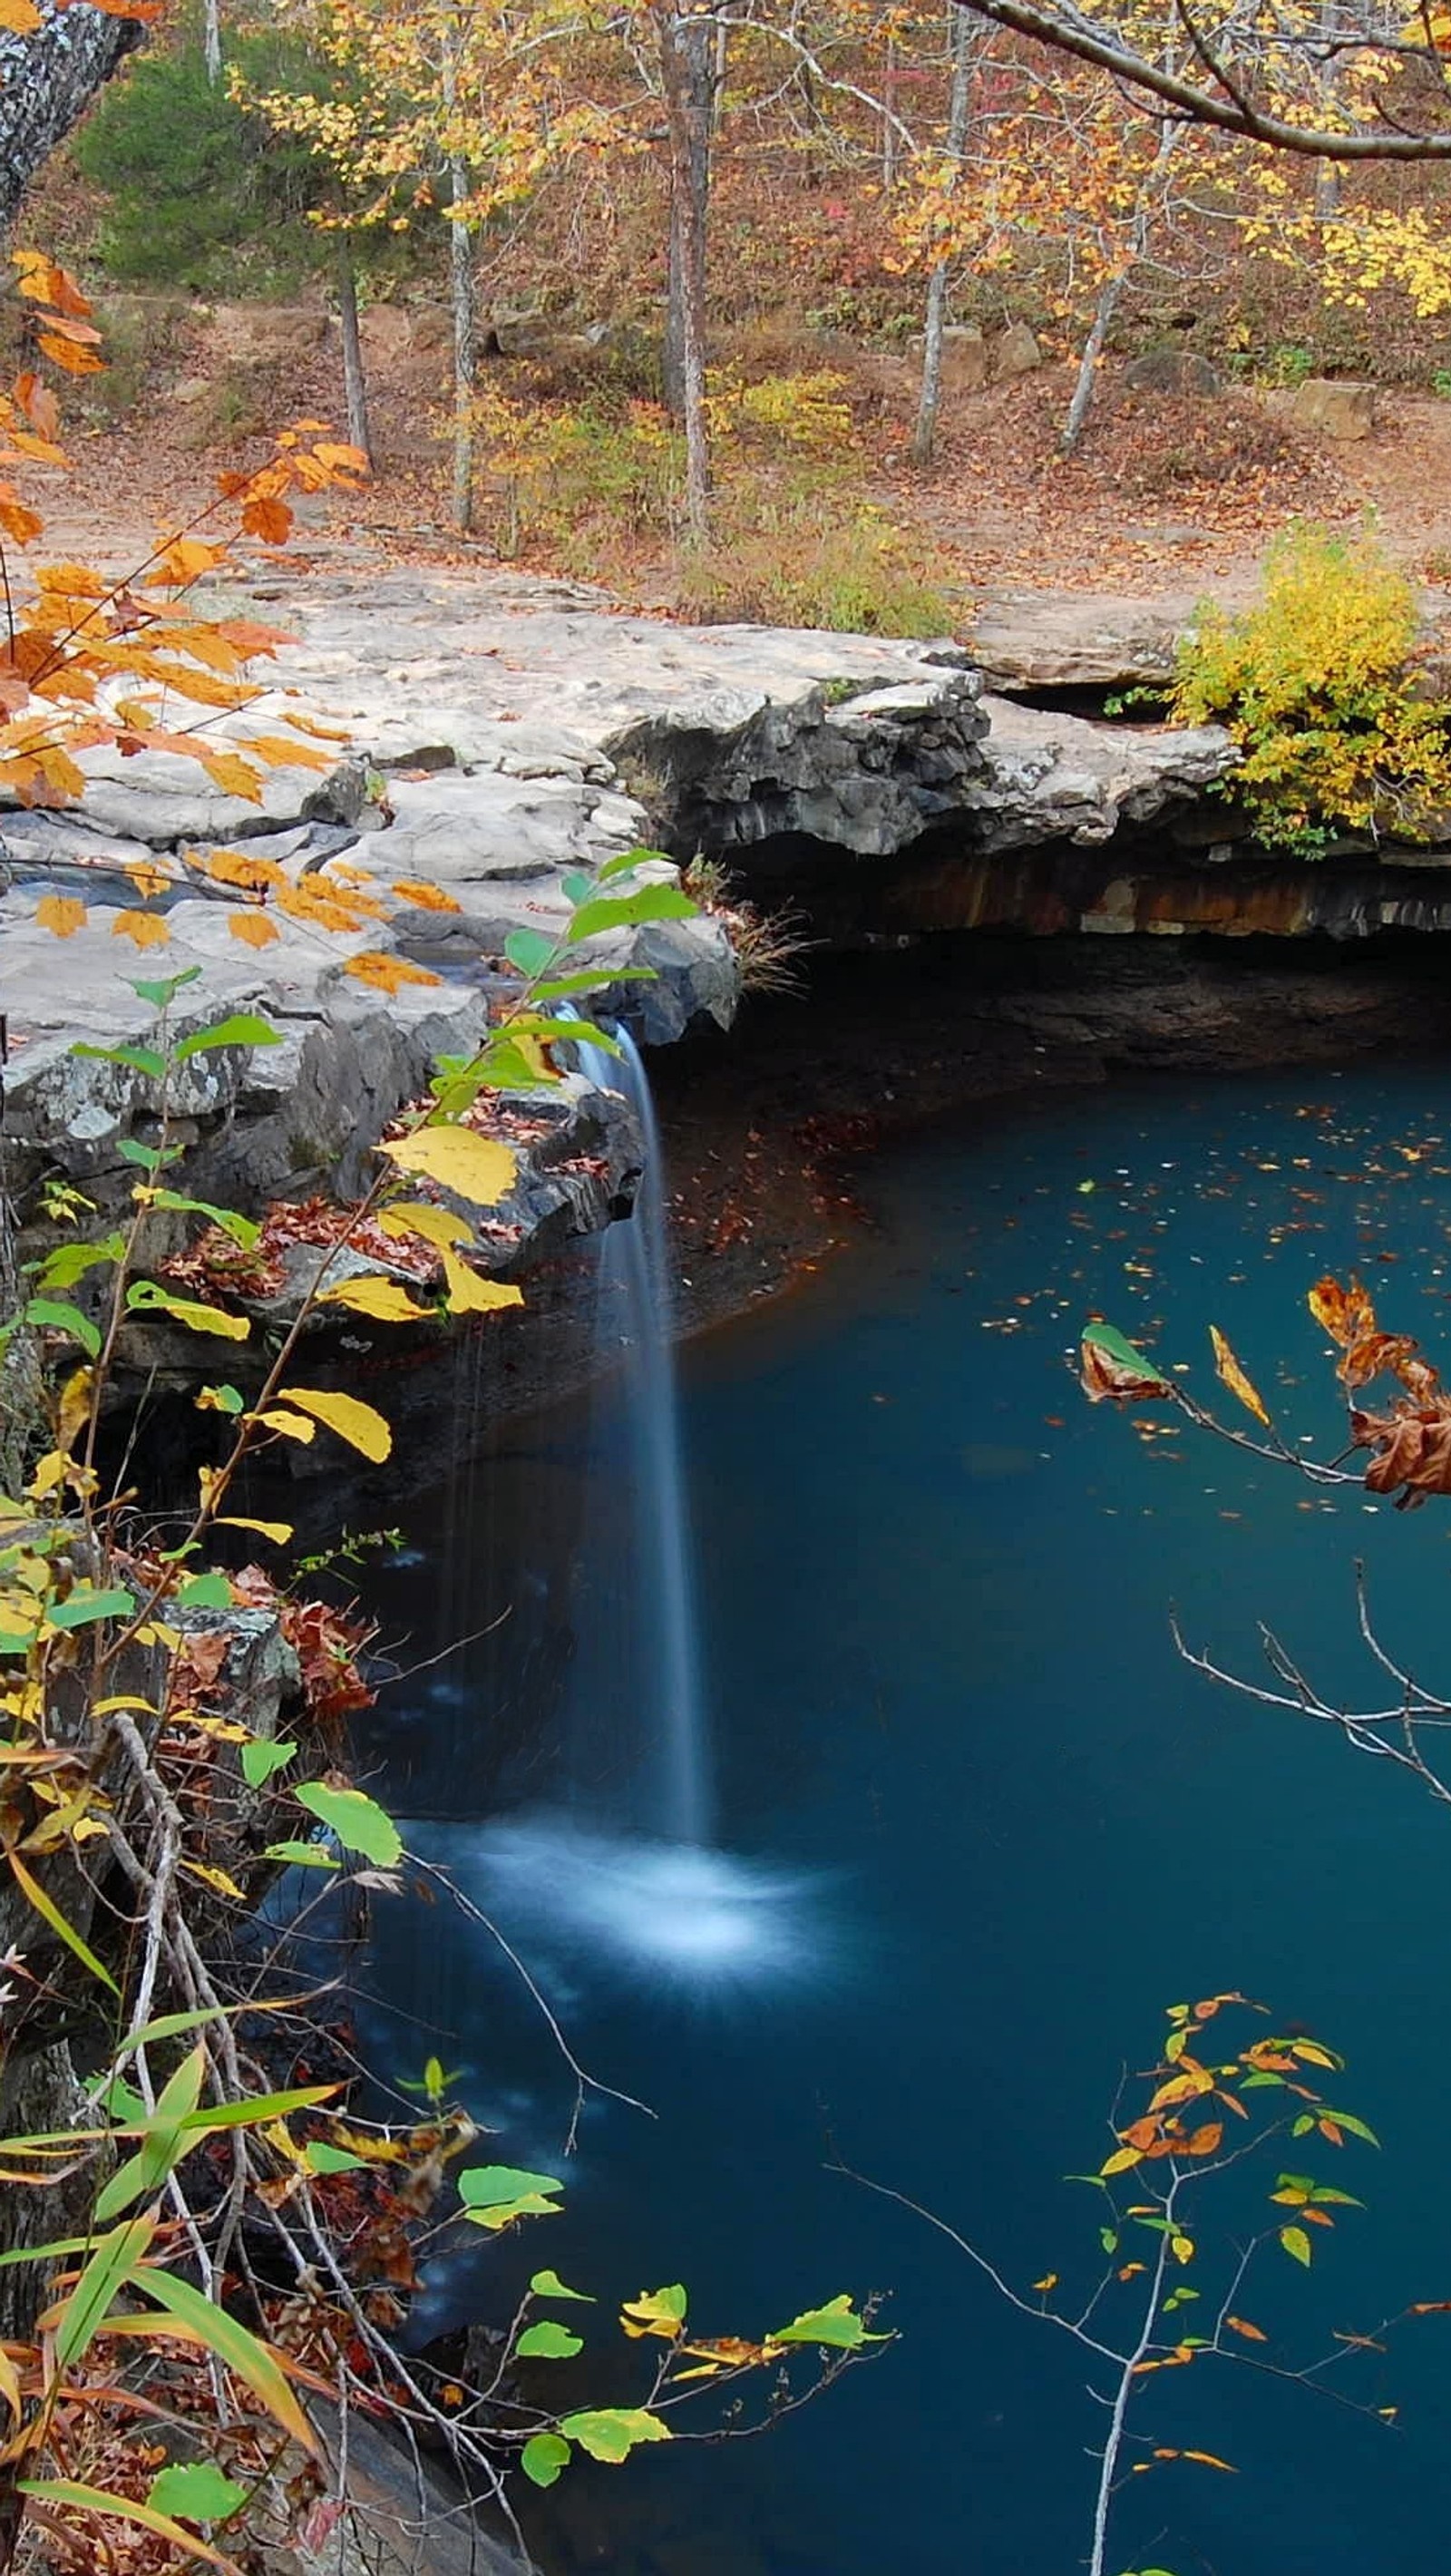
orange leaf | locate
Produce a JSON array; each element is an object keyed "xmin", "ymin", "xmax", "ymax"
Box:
[
  {"xmin": 112, "ymin": 911, "xmax": 170, "ymax": 950},
  {"xmin": 1225, "ymin": 2314, "xmax": 1267, "ymax": 2342},
  {"xmin": 228, "ymin": 912, "xmax": 281, "ymax": 950},
  {"xmin": 392, "ymin": 880, "xmax": 462, "ymax": 913},
  {"xmin": 192, "ymin": 847, "xmax": 284, "ymax": 893},
  {"xmin": 344, "ymin": 951, "xmax": 443, "ymax": 995},
  {"xmin": 242, "ymin": 496, "xmax": 295, "ymax": 545},
  {"xmin": 0, "ymin": 0, "xmax": 42, "ymax": 32},
  {"xmin": 1183, "ymin": 2451, "xmax": 1238, "ymax": 2473},
  {"xmin": 35, "ymin": 893, "xmax": 85, "ymax": 937},
  {"xmin": 37, "ymin": 332, "xmax": 104, "ymax": 375}
]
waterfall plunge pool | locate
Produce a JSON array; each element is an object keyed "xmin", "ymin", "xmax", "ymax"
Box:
[{"xmin": 354, "ymin": 1060, "xmax": 1451, "ymax": 2576}]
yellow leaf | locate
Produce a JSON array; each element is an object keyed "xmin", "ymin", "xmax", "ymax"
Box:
[
  {"xmin": 217, "ymin": 1517, "xmax": 294, "ymax": 1545},
  {"xmin": 251, "ymin": 1407, "xmax": 316, "ymax": 1445},
  {"xmin": 26, "ymin": 1449, "xmax": 67, "ymax": 1501},
  {"xmin": 241, "ymin": 734, "xmax": 334, "ymax": 772},
  {"xmin": 277, "ymin": 1387, "xmax": 392, "ymax": 1463},
  {"xmin": 112, "ymin": 910, "xmax": 170, "ymax": 951},
  {"xmin": 228, "ymin": 911, "xmax": 281, "ymax": 951},
  {"xmin": 0, "ymin": 1, "xmax": 42, "ymax": 37},
  {"xmin": 378, "ymin": 1202, "xmax": 473, "ymax": 1252},
  {"xmin": 56, "ymin": 1368, "xmax": 93, "ymax": 1458},
  {"xmin": 1031, "ymin": 2273, "xmax": 1057, "ymax": 2293},
  {"xmin": 181, "ymin": 1859, "xmax": 247, "ymax": 1900},
  {"xmin": 393, "ymin": 879, "xmax": 462, "ymax": 913},
  {"xmin": 1100, "ymin": 2146, "xmax": 1142, "ymax": 2176},
  {"xmin": 1171, "ymin": 2234, "xmax": 1194, "ymax": 2265},
  {"xmin": 441, "ymin": 1250, "xmax": 522, "ymax": 1316},
  {"xmin": 317, "ymin": 1274, "xmax": 433, "ymax": 1322},
  {"xmin": 376, "ymin": 1127, "xmax": 517, "ymax": 1209},
  {"xmin": 35, "ymin": 893, "xmax": 86, "ymax": 938},
  {"xmin": 1209, "ymin": 1326, "xmax": 1271, "ymax": 1428},
  {"xmin": 197, "ymin": 748, "xmax": 263, "ymax": 803}
]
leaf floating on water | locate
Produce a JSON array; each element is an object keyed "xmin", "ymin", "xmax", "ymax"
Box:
[{"xmin": 1209, "ymin": 1326, "xmax": 1271, "ymax": 1428}]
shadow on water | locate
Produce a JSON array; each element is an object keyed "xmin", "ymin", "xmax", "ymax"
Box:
[{"xmin": 356, "ymin": 1060, "xmax": 1451, "ymax": 2576}]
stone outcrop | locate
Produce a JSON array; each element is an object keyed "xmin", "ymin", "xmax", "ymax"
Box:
[
  {"xmin": 964, "ymin": 696, "xmax": 1235, "ymax": 851},
  {"xmin": 1285, "ymin": 376, "xmax": 1377, "ymax": 441}
]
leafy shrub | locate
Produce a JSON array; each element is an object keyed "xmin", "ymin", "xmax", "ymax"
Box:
[
  {"xmin": 1169, "ymin": 522, "xmax": 1451, "ymax": 854},
  {"xmin": 474, "ymin": 367, "xmax": 956, "ymax": 635}
]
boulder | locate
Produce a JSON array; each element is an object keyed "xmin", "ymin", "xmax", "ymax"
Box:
[
  {"xmin": 989, "ymin": 322, "xmax": 1043, "ymax": 382},
  {"xmin": 928, "ymin": 323, "xmax": 988, "ymax": 393},
  {"xmin": 1288, "ymin": 377, "xmax": 1376, "ymax": 440},
  {"xmin": 1123, "ymin": 347, "xmax": 1222, "ymax": 397}
]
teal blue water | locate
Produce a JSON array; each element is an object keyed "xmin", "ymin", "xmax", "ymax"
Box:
[{"xmin": 361, "ymin": 1064, "xmax": 1451, "ymax": 2576}]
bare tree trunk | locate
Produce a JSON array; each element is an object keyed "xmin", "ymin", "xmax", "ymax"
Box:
[
  {"xmin": 662, "ymin": 5, "xmax": 713, "ymax": 415},
  {"xmin": 203, "ymin": 0, "xmax": 222, "ymax": 83},
  {"xmin": 1063, "ymin": 117, "xmax": 1180, "ymax": 454},
  {"xmin": 0, "ymin": 1, "xmax": 148, "ymax": 238},
  {"xmin": 659, "ymin": 3, "xmax": 711, "ymax": 542},
  {"xmin": 335, "ymin": 234, "xmax": 374, "ymax": 468},
  {"xmin": 911, "ymin": 5, "xmax": 976, "ymax": 469},
  {"xmin": 449, "ymin": 169, "xmax": 476, "ymax": 532},
  {"xmin": 441, "ymin": 21, "xmax": 475, "ymax": 533}
]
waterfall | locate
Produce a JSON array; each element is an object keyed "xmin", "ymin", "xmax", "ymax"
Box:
[{"xmin": 573, "ymin": 1023, "xmax": 712, "ymax": 1848}]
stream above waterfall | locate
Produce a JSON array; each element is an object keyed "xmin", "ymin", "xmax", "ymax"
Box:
[{"xmin": 354, "ymin": 1059, "xmax": 1451, "ymax": 2576}]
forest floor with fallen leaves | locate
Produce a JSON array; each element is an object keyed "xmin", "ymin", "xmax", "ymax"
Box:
[{"xmin": 35, "ymin": 301, "xmax": 1451, "ymax": 625}]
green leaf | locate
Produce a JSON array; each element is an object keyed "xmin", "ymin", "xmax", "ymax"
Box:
[
  {"xmin": 72, "ymin": 1042, "xmax": 167, "ymax": 1078},
  {"xmin": 1321, "ymin": 2109, "xmax": 1380, "ymax": 2146},
  {"xmin": 18, "ymin": 2481, "xmax": 239, "ymax": 2574},
  {"xmin": 504, "ymin": 927, "xmax": 557, "ymax": 978},
  {"xmin": 8, "ymin": 1851, "xmax": 119, "ymax": 1994},
  {"xmin": 516, "ymin": 2320, "xmax": 584, "ymax": 2359},
  {"xmin": 240, "ymin": 1738, "xmax": 297, "ymax": 1790},
  {"xmin": 54, "ymin": 2213, "xmax": 157, "ymax": 2368},
  {"xmin": 293, "ymin": 1782, "xmax": 402, "ymax": 1867},
  {"xmin": 558, "ymin": 2407, "xmax": 671, "ymax": 2463},
  {"xmin": 174, "ymin": 1013, "xmax": 282, "ymax": 1060},
  {"xmin": 521, "ymin": 2434, "xmax": 571, "ymax": 2489},
  {"xmin": 598, "ymin": 845, "xmax": 675, "ymax": 881},
  {"xmin": 148, "ymin": 1192, "xmax": 260, "ymax": 1251},
  {"xmin": 125, "ymin": 1282, "xmax": 250, "ymax": 1340},
  {"xmin": 1100, "ymin": 2227, "xmax": 1119, "ymax": 2254},
  {"xmin": 304, "ymin": 2142, "xmax": 369, "ymax": 2175},
  {"xmin": 567, "ymin": 885, "xmax": 696, "ymax": 944},
  {"xmin": 531, "ymin": 969, "xmax": 656, "ymax": 1001},
  {"xmin": 24, "ymin": 1298, "xmax": 102, "ymax": 1358},
  {"xmin": 1280, "ymin": 2225, "xmax": 1312, "ymax": 2267},
  {"xmin": 176, "ymin": 1571, "xmax": 234, "ymax": 1611},
  {"xmin": 130, "ymin": 2266, "xmax": 317, "ymax": 2454},
  {"xmin": 45, "ymin": 1585, "xmax": 137, "ymax": 1631},
  {"xmin": 176, "ymin": 2084, "xmax": 336, "ymax": 2133},
  {"xmin": 263, "ymin": 1839, "xmax": 340, "ymax": 1869},
  {"xmin": 560, "ymin": 870, "xmax": 593, "ymax": 905},
  {"xmin": 197, "ymin": 1382, "xmax": 245, "ymax": 1414},
  {"xmin": 32, "ymin": 1234, "xmax": 125, "ymax": 1293},
  {"xmin": 769, "ymin": 2295, "xmax": 883, "ymax": 2350},
  {"xmin": 147, "ymin": 2462, "xmax": 247, "ymax": 2524},
  {"xmin": 458, "ymin": 2165, "xmax": 564, "ymax": 2210},
  {"xmin": 130, "ymin": 966, "xmax": 203, "ymax": 1008},
  {"xmin": 531, "ymin": 2269, "xmax": 594, "ymax": 2302},
  {"xmin": 117, "ymin": 1138, "xmax": 166, "ymax": 1172},
  {"xmin": 95, "ymin": 2044, "xmax": 207, "ymax": 2221}
]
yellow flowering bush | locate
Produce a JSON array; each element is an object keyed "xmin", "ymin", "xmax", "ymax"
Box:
[{"xmin": 1170, "ymin": 522, "xmax": 1451, "ymax": 856}]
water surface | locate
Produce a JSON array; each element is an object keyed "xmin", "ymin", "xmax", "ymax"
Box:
[{"xmin": 357, "ymin": 1063, "xmax": 1451, "ymax": 2576}]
